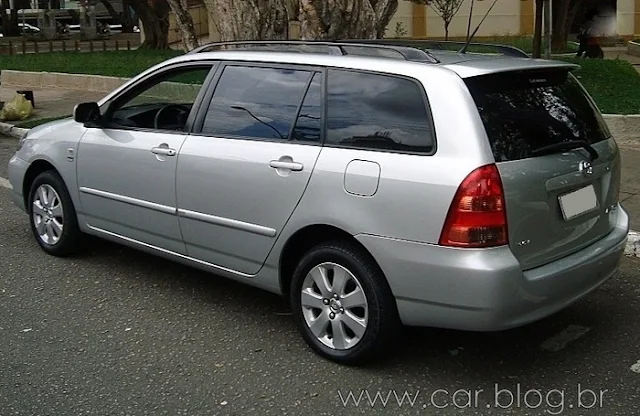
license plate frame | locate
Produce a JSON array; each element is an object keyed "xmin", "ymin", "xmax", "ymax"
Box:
[{"xmin": 558, "ymin": 184, "xmax": 599, "ymax": 221}]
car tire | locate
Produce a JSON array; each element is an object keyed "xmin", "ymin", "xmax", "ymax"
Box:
[
  {"xmin": 290, "ymin": 241, "xmax": 399, "ymax": 365},
  {"xmin": 28, "ymin": 170, "xmax": 83, "ymax": 257}
]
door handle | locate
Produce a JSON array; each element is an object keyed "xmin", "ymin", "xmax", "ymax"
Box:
[
  {"xmin": 269, "ymin": 160, "xmax": 303, "ymax": 171},
  {"xmin": 151, "ymin": 146, "xmax": 177, "ymax": 156}
]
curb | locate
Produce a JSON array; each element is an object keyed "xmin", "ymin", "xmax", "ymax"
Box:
[
  {"xmin": 626, "ymin": 230, "xmax": 640, "ymax": 258},
  {"xmin": 1, "ymin": 70, "xmax": 129, "ymax": 93},
  {"xmin": 628, "ymin": 41, "xmax": 640, "ymax": 57},
  {"xmin": 0, "ymin": 121, "xmax": 28, "ymax": 139},
  {"xmin": 602, "ymin": 114, "xmax": 640, "ymax": 142}
]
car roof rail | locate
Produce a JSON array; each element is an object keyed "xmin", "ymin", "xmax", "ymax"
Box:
[
  {"xmin": 187, "ymin": 40, "xmax": 441, "ymax": 63},
  {"xmin": 341, "ymin": 39, "xmax": 530, "ymax": 58}
]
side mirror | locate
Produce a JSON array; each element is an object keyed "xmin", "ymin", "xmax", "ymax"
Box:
[{"xmin": 73, "ymin": 102, "xmax": 101, "ymax": 126}]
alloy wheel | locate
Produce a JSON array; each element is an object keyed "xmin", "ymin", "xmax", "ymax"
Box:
[
  {"xmin": 300, "ymin": 262, "xmax": 369, "ymax": 350},
  {"xmin": 32, "ymin": 184, "xmax": 64, "ymax": 245}
]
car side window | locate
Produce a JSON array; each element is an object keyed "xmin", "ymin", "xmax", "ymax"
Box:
[
  {"xmin": 326, "ymin": 69, "xmax": 434, "ymax": 153},
  {"xmin": 290, "ymin": 72, "xmax": 322, "ymax": 143},
  {"xmin": 201, "ymin": 65, "xmax": 312, "ymax": 141},
  {"xmin": 108, "ymin": 65, "xmax": 213, "ymax": 131}
]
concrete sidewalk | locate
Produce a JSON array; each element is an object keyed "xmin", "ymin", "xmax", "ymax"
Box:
[
  {"xmin": 619, "ymin": 142, "xmax": 640, "ymax": 231},
  {"xmin": 1, "ymin": 86, "xmax": 106, "ymax": 123},
  {"xmin": 603, "ymin": 47, "xmax": 640, "ymax": 74}
]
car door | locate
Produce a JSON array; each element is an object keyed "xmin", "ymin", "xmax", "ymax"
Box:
[
  {"xmin": 76, "ymin": 63, "xmax": 216, "ymax": 254},
  {"xmin": 176, "ymin": 63, "xmax": 324, "ymax": 275}
]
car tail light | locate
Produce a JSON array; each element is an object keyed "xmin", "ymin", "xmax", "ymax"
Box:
[{"xmin": 439, "ymin": 164, "xmax": 508, "ymax": 248}]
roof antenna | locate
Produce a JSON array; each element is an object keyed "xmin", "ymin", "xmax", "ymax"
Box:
[{"xmin": 459, "ymin": 0, "xmax": 500, "ymax": 54}]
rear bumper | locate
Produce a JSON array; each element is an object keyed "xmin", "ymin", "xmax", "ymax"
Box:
[{"xmin": 356, "ymin": 205, "xmax": 629, "ymax": 331}]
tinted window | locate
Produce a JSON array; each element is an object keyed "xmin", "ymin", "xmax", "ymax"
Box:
[
  {"xmin": 465, "ymin": 70, "xmax": 611, "ymax": 162},
  {"xmin": 109, "ymin": 66, "xmax": 212, "ymax": 131},
  {"xmin": 291, "ymin": 73, "xmax": 322, "ymax": 142},
  {"xmin": 202, "ymin": 66, "xmax": 311, "ymax": 140},
  {"xmin": 326, "ymin": 70, "xmax": 434, "ymax": 153}
]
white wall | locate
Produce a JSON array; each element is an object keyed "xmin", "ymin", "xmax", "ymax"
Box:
[
  {"xmin": 617, "ymin": 0, "xmax": 636, "ymax": 36},
  {"xmin": 385, "ymin": 1, "xmax": 413, "ymax": 38},
  {"xmin": 426, "ymin": 0, "xmax": 521, "ymax": 38}
]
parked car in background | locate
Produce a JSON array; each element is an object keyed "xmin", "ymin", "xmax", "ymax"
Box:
[
  {"xmin": 18, "ymin": 22, "xmax": 40, "ymax": 34},
  {"xmin": 7, "ymin": 41, "xmax": 630, "ymax": 365}
]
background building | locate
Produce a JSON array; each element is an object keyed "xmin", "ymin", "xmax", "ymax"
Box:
[{"xmin": 385, "ymin": 0, "xmax": 639, "ymax": 40}]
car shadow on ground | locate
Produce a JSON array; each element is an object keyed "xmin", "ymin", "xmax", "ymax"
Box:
[{"xmin": 18, "ymin": 224, "xmax": 634, "ymax": 383}]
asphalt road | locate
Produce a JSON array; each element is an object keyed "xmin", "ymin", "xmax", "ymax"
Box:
[{"xmin": 1, "ymin": 135, "xmax": 640, "ymax": 415}]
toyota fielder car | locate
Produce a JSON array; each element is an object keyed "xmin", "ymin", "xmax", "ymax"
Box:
[{"xmin": 7, "ymin": 41, "xmax": 630, "ymax": 364}]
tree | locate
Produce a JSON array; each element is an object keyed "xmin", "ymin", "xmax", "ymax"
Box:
[
  {"xmin": 98, "ymin": 0, "xmax": 122, "ymax": 24},
  {"xmin": 131, "ymin": 0, "xmax": 171, "ymax": 49},
  {"xmin": 202, "ymin": 0, "xmax": 288, "ymax": 41},
  {"xmin": 551, "ymin": 0, "xmax": 605, "ymax": 52},
  {"xmin": 166, "ymin": 0, "xmax": 199, "ymax": 50},
  {"xmin": 417, "ymin": 0, "xmax": 465, "ymax": 40},
  {"xmin": 299, "ymin": 0, "xmax": 398, "ymax": 39},
  {"xmin": 532, "ymin": 0, "xmax": 544, "ymax": 58},
  {"xmin": 1, "ymin": 0, "xmax": 30, "ymax": 37}
]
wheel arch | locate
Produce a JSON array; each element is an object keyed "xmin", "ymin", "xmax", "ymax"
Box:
[
  {"xmin": 22, "ymin": 159, "xmax": 60, "ymax": 207},
  {"xmin": 278, "ymin": 224, "xmax": 388, "ymax": 298}
]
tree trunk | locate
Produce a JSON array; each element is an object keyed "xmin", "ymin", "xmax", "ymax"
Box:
[
  {"xmin": 132, "ymin": 0, "xmax": 170, "ymax": 49},
  {"xmin": 121, "ymin": 0, "xmax": 134, "ymax": 32},
  {"xmin": 0, "ymin": 1, "xmax": 9, "ymax": 36},
  {"xmin": 98, "ymin": 0, "xmax": 123, "ymax": 24},
  {"xmin": 201, "ymin": 0, "xmax": 288, "ymax": 41},
  {"xmin": 565, "ymin": 1, "xmax": 583, "ymax": 42},
  {"xmin": 284, "ymin": 0, "xmax": 298, "ymax": 23},
  {"xmin": 444, "ymin": 22, "xmax": 449, "ymax": 41},
  {"xmin": 532, "ymin": 0, "xmax": 544, "ymax": 58},
  {"xmin": 299, "ymin": 0, "xmax": 397, "ymax": 40},
  {"xmin": 167, "ymin": 0, "xmax": 199, "ymax": 50},
  {"xmin": 551, "ymin": 0, "xmax": 570, "ymax": 52},
  {"xmin": 1, "ymin": 0, "xmax": 20, "ymax": 37}
]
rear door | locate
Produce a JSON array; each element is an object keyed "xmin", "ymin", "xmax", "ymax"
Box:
[
  {"xmin": 176, "ymin": 63, "xmax": 323, "ymax": 275},
  {"xmin": 465, "ymin": 68, "xmax": 621, "ymax": 270}
]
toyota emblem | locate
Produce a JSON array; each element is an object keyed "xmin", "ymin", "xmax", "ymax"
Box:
[{"xmin": 579, "ymin": 160, "xmax": 593, "ymax": 176}]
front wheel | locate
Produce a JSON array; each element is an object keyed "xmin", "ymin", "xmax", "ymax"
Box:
[
  {"xmin": 290, "ymin": 241, "xmax": 399, "ymax": 365},
  {"xmin": 28, "ymin": 170, "xmax": 83, "ymax": 256}
]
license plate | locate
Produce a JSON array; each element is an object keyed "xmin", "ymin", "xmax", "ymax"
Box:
[{"xmin": 558, "ymin": 184, "xmax": 598, "ymax": 221}]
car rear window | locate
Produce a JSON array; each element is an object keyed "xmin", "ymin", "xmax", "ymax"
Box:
[{"xmin": 464, "ymin": 69, "xmax": 611, "ymax": 162}]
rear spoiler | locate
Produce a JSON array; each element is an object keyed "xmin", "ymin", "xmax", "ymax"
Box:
[{"xmin": 444, "ymin": 61, "xmax": 581, "ymax": 79}]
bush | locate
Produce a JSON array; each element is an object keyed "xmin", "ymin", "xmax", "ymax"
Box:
[{"xmin": 562, "ymin": 58, "xmax": 640, "ymax": 115}]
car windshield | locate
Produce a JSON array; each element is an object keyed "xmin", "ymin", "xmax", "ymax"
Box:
[{"xmin": 464, "ymin": 69, "xmax": 611, "ymax": 162}]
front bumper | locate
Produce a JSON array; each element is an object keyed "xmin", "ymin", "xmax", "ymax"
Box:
[
  {"xmin": 356, "ymin": 205, "xmax": 629, "ymax": 331},
  {"xmin": 8, "ymin": 154, "xmax": 28, "ymax": 213}
]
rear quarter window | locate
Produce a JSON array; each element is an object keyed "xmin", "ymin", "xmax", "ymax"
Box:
[
  {"xmin": 465, "ymin": 69, "xmax": 611, "ymax": 162},
  {"xmin": 326, "ymin": 69, "xmax": 435, "ymax": 154}
]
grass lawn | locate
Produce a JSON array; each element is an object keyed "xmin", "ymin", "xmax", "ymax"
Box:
[
  {"xmin": 404, "ymin": 35, "xmax": 579, "ymax": 54},
  {"xmin": 14, "ymin": 115, "xmax": 71, "ymax": 129},
  {"xmin": 0, "ymin": 50, "xmax": 184, "ymax": 78},
  {"xmin": 477, "ymin": 35, "xmax": 578, "ymax": 54},
  {"xmin": 563, "ymin": 58, "xmax": 640, "ymax": 115},
  {"xmin": 1, "ymin": 46, "xmax": 639, "ymax": 116}
]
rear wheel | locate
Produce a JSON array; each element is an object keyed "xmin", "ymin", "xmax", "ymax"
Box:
[
  {"xmin": 290, "ymin": 241, "xmax": 399, "ymax": 365},
  {"xmin": 28, "ymin": 170, "xmax": 83, "ymax": 256}
]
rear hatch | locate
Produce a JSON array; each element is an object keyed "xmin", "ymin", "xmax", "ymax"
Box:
[{"xmin": 464, "ymin": 68, "xmax": 621, "ymax": 270}]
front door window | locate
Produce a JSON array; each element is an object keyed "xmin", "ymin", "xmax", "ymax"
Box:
[{"xmin": 107, "ymin": 66, "xmax": 213, "ymax": 131}]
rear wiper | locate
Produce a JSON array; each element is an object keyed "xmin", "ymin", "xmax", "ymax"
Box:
[{"xmin": 532, "ymin": 140, "xmax": 599, "ymax": 161}]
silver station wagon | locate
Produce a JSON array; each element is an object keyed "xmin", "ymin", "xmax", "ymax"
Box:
[{"xmin": 8, "ymin": 40, "xmax": 630, "ymax": 364}]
